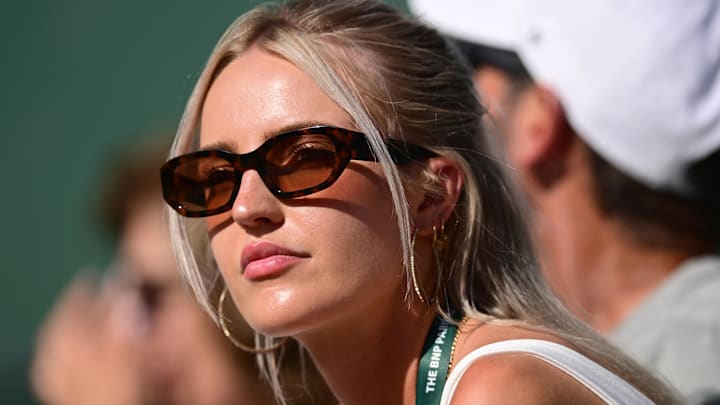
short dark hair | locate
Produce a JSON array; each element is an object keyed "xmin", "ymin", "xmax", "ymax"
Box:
[
  {"xmin": 688, "ymin": 149, "xmax": 720, "ymax": 245},
  {"xmin": 452, "ymin": 37, "xmax": 531, "ymax": 80},
  {"xmin": 95, "ymin": 134, "xmax": 173, "ymax": 240},
  {"xmin": 588, "ymin": 146, "xmax": 719, "ymax": 247}
]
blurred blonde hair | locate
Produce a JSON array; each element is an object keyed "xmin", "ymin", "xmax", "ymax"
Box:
[{"xmin": 167, "ymin": 0, "xmax": 678, "ymax": 403}]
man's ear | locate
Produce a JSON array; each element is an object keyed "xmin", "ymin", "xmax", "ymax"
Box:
[
  {"xmin": 507, "ymin": 85, "xmax": 574, "ymax": 187},
  {"xmin": 412, "ymin": 157, "xmax": 464, "ymax": 236}
]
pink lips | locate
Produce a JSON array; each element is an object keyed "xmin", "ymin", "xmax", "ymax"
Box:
[{"xmin": 240, "ymin": 241, "xmax": 307, "ymax": 280}]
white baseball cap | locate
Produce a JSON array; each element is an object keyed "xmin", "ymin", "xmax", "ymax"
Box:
[{"xmin": 409, "ymin": 0, "xmax": 720, "ymax": 195}]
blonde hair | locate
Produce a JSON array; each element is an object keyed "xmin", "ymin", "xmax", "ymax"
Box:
[{"xmin": 167, "ymin": 0, "xmax": 677, "ymax": 403}]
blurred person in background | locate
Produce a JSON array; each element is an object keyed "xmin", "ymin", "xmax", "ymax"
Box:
[
  {"xmin": 410, "ymin": 0, "xmax": 720, "ymax": 402},
  {"xmin": 30, "ymin": 134, "xmax": 335, "ymax": 405}
]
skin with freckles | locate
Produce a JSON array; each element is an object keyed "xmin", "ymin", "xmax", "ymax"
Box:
[
  {"xmin": 202, "ymin": 47, "xmax": 416, "ymax": 340},
  {"xmin": 200, "ymin": 47, "xmax": 448, "ymax": 405}
]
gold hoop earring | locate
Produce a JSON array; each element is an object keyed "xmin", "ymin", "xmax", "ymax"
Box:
[
  {"xmin": 410, "ymin": 228, "xmax": 429, "ymax": 304},
  {"xmin": 432, "ymin": 222, "xmax": 448, "ymax": 251},
  {"xmin": 217, "ymin": 287, "xmax": 288, "ymax": 354},
  {"xmin": 432, "ymin": 223, "xmax": 448, "ymax": 300},
  {"xmin": 432, "ymin": 223, "xmax": 447, "ymax": 271}
]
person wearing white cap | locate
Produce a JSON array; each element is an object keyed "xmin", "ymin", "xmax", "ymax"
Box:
[{"xmin": 409, "ymin": 0, "xmax": 720, "ymax": 403}]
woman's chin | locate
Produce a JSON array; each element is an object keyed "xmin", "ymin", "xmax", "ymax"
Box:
[
  {"xmin": 243, "ymin": 315, "xmax": 304, "ymax": 338},
  {"xmin": 238, "ymin": 303, "xmax": 309, "ymax": 338}
]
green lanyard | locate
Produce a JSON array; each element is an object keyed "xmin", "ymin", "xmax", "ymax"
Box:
[{"xmin": 415, "ymin": 316, "xmax": 459, "ymax": 405}]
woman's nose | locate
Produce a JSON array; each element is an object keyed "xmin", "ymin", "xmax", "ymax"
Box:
[{"xmin": 231, "ymin": 170, "xmax": 284, "ymax": 230}]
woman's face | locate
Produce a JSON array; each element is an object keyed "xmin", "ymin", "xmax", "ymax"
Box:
[{"xmin": 200, "ymin": 47, "xmax": 407, "ymax": 338}]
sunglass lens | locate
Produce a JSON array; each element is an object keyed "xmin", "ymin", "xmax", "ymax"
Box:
[
  {"xmin": 169, "ymin": 155, "xmax": 236, "ymax": 214},
  {"xmin": 266, "ymin": 134, "xmax": 339, "ymax": 193}
]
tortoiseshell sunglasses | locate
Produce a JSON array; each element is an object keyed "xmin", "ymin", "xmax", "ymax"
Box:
[{"xmin": 161, "ymin": 126, "xmax": 436, "ymax": 217}]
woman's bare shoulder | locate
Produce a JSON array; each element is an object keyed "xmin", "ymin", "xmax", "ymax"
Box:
[
  {"xmin": 447, "ymin": 321, "xmax": 604, "ymax": 404},
  {"xmin": 448, "ymin": 351, "xmax": 604, "ymax": 404}
]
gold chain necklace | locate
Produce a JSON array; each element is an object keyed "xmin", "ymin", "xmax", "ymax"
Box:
[{"xmin": 448, "ymin": 316, "xmax": 468, "ymax": 371}]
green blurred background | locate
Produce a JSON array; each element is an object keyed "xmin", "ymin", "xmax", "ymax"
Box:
[{"xmin": 1, "ymin": 1, "xmax": 408, "ymax": 403}]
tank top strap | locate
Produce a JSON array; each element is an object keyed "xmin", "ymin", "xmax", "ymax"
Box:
[{"xmin": 439, "ymin": 339, "xmax": 653, "ymax": 405}]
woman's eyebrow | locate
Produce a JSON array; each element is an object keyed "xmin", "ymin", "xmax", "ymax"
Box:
[
  {"xmin": 199, "ymin": 119, "xmax": 354, "ymax": 152},
  {"xmin": 199, "ymin": 140, "xmax": 235, "ymax": 152},
  {"xmin": 260, "ymin": 120, "xmax": 332, "ymax": 141}
]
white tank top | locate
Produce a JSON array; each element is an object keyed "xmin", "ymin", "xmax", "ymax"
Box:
[{"xmin": 440, "ymin": 339, "xmax": 654, "ymax": 405}]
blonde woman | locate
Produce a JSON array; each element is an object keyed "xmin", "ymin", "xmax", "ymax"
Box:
[{"xmin": 160, "ymin": 1, "xmax": 678, "ymax": 403}]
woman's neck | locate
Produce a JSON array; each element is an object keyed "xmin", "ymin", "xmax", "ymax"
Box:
[{"xmin": 296, "ymin": 299, "xmax": 437, "ymax": 405}]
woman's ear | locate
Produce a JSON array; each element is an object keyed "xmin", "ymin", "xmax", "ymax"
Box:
[{"xmin": 412, "ymin": 157, "xmax": 464, "ymax": 236}]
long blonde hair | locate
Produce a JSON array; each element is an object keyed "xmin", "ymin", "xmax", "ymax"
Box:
[{"xmin": 166, "ymin": 0, "xmax": 677, "ymax": 403}]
